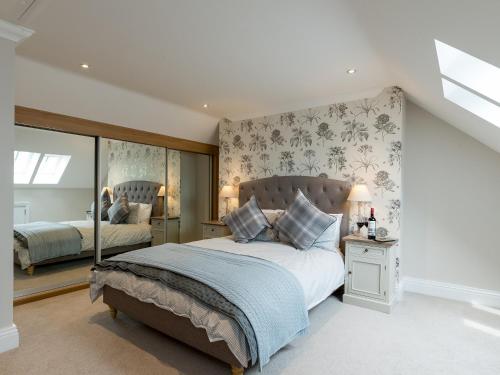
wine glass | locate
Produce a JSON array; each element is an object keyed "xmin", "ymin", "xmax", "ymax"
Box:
[{"xmin": 355, "ymin": 221, "xmax": 365, "ymax": 236}]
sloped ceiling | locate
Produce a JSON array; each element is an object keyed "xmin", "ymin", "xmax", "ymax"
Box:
[
  {"xmin": 2, "ymin": 0, "xmax": 499, "ymax": 152},
  {"xmin": 348, "ymin": 0, "xmax": 500, "ymax": 153}
]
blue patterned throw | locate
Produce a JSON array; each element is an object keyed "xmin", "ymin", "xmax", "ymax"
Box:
[{"xmin": 100, "ymin": 244, "xmax": 309, "ymax": 369}]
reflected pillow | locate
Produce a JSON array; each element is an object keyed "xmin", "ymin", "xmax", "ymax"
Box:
[
  {"xmin": 275, "ymin": 189, "xmax": 335, "ymax": 250},
  {"xmin": 108, "ymin": 193, "xmax": 130, "ymax": 224},
  {"xmin": 137, "ymin": 203, "xmax": 153, "ymax": 224},
  {"xmin": 90, "ymin": 189, "xmax": 112, "ymax": 221},
  {"xmin": 223, "ymin": 195, "xmax": 270, "ymax": 243},
  {"xmin": 126, "ymin": 203, "xmax": 140, "ymax": 224}
]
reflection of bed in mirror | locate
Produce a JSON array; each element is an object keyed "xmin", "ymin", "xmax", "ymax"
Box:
[{"xmin": 14, "ymin": 180, "xmax": 163, "ymax": 275}]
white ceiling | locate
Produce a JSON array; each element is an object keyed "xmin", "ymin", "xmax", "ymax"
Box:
[{"xmin": 2, "ymin": 0, "xmax": 500, "ymax": 152}]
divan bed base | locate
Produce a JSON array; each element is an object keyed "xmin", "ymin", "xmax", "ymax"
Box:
[{"xmin": 102, "ymin": 285, "xmax": 247, "ymax": 375}]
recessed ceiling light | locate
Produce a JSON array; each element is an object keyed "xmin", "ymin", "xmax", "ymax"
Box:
[
  {"xmin": 80, "ymin": 63, "xmax": 90, "ymax": 69},
  {"xmin": 346, "ymin": 68, "xmax": 357, "ymax": 75},
  {"xmin": 202, "ymin": 104, "xmax": 208, "ymax": 108}
]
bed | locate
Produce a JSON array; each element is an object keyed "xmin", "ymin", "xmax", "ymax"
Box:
[
  {"xmin": 92, "ymin": 176, "xmax": 351, "ymax": 374},
  {"xmin": 14, "ymin": 180, "xmax": 163, "ymax": 275}
]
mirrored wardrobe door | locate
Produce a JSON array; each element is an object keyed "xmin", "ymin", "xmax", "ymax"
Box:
[
  {"xmin": 13, "ymin": 126, "xmax": 96, "ymax": 298},
  {"xmin": 179, "ymin": 151, "xmax": 212, "ymax": 243},
  {"xmin": 166, "ymin": 149, "xmax": 181, "ymax": 243},
  {"xmin": 98, "ymin": 139, "xmax": 165, "ymax": 260}
]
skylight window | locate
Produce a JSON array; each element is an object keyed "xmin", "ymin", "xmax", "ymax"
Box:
[
  {"xmin": 435, "ymin": 39, "xmax": 500, "ymax": 128},
  {"xmin": 14, "ymin": 151, "xmax": 41, "ymax": 184},
  {"xmin": 442, "ymin": 78, "xmax": 500, "ymax": 128},
  {"xmin": 33, "ymin": 154, "xmax": 71, "ymax": 185}
]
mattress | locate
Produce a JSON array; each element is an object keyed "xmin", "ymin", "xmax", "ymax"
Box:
[
  {"xmin": 15, "ymin": 220, "xmax": 152, "ymax": 268},
  {"xmin": 91, "ymin": 237, "xmax": 345, "ymax": 365}
]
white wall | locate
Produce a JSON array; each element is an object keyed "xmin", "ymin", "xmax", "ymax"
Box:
[
  {"xmin": 15, "ymin": 56, "xmax": 220, "ymax": 145},
  {"xmin": 14, "ymin": 189, "xmax": 93, "ymax": 222},
  {"xmin": 402, "ymin": 101, "xmax": 500, "ymax": 292},
  {"xmin": 0, "ymin": 36, "xmax": 18, "ymax": 352}
]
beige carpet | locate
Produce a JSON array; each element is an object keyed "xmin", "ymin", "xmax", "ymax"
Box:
[{"xmin": 1, "ymin": 290, "xmax": 499, "ymax": 375}]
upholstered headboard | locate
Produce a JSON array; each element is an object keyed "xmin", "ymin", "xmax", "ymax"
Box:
[
  {"xmin": 113, "ymin": 180, "xmax": 163, "ymax": 217},
  {"xmin": 239, "ymin": 176, "xmax": 351, "ymax": 249}
]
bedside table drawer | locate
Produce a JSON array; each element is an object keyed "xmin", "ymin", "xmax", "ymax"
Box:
[
  {"xmin": 151, "ymin": 219, "xmax": 164, "ymax": 230},
  {"xmin": 203, "ymin": 225, "xmax": 231, "ymax": 239},
  {"xmin": 349, "ymin": 245, "xmax": 385, "ymax": 259},
  {"xmin": 151, "ymin": 229, "xmax": 164, "ymax": 247}
]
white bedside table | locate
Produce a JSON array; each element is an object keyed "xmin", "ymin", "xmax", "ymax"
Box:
[{"xmin": 343, "ymin": 235, "xmax": 398, "ymax": 314}]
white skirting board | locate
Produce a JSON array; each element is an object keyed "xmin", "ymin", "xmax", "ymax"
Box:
[
  {"xmin": 402, "ymin": 277, "xmax": 500, "ymax": 308},
  {"xmin": 0, "ymin": 324, "xmax": 19, "ymax": 353}
]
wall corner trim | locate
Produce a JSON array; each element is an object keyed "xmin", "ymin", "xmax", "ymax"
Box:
[
  {"xmin": 0, "ymin": 324, "xmax": 19, "ymax": 353},
  {"xmin": 402, "ymin": 277, "xmax": 500, "ymax": 308},
  {"xmin": 0, "ymin": 19, "xmax": 34, "ymax": 43}
]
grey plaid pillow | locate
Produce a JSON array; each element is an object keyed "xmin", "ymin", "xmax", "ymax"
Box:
[
  {"xmin": 275, "ymin": 189, "xmax": 335, "ymax": 250},
  {"xmin": 223, "ymin": 195, "xmax": 270, "ymax": 243},
  {"xmin": 90, "ymin": 189, "xmax": 112, "ymax": 221},
  {"xmin": 108, "ymin": 193, "xmax": 130, "ymax": 224}
]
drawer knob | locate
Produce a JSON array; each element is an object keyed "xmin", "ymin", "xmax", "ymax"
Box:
[{"xmin": 364, "ymin": 248, "xmax": 369, "ymax": 253}]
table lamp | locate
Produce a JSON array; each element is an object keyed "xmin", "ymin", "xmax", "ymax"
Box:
[
  {"xmin": 220, "ymin": 185, "xmax": 237, "ymax": 216},
  {"xmin": 347, "ymin": 184, "xmax": 372, "ymax": 235}
]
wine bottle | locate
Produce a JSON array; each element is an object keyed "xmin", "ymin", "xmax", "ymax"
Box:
[{"xmin": 368, "ymin": 207, "xmax": 376, "ymax": 240}]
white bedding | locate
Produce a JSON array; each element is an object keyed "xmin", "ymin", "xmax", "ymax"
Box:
[
  {"xmin": 15, "ymin": 220, "xmax": 152, "ymax": 269},
  {"xmin": 189, "ymin": 236, "xmax": 345, "ymax": 310}
]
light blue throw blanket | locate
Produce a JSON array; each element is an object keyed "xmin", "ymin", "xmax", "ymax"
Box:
[
  {"xmin": 103, "ymin": 244, "xmax": 309, "ymax": 369},
  {"xmin": 14, "ymin": 221, "xmax": 82, "ymax": 264}
]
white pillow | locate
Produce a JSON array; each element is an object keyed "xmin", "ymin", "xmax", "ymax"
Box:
[
  {"xmin": 126, "ymin": 203, "xmax": 153, "ymax": 224},
  {"xmin": 126, "ymin": 203, "xmax": 140, "ymax": 224},
  {"xmin": 137, "ymin": 203, "xmax": 153, "ymax": 224},
  {"xmin": 312, "ymin": 213, "xmax": 343, "ymax": 251},
  {"xmin": 330, "ymin": 213, "xmax": 343, "ymax": 249}
]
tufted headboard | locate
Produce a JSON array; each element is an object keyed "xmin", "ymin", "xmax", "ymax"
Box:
[
  {"xmin": 239, "ymin": 176, "xmax": 352, "ymax": 249},
  {"xmin": 113, "ymin": 180, "xmax": 163, "ymax": 217}
]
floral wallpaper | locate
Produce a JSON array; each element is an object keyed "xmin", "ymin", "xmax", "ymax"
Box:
[
  {"xmin": 167, "ymin": 150, "xmax": 181, "ymax": 218},
  {"xmin": 106, "ymin": 140, "xmax": 181, "ymax": 217},
  {"xmin": 218, "ymin": 86, "xmax": 405, "ymax": 239}
]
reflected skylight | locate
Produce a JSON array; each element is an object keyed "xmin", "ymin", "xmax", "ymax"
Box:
[
  {"xmin": 435, "ymin": 39, "xmax": 500, "ymax": 128},
  {"xmin": 33, "ymin": 154, "xmax": 71, "ymax": 185},
  {"xmin": 14, "ymin": 151, "xmax": 41, "ymax": 184},
  {"xmin": 442, "ymin": 78, "xmax": 500, "ymax": 128},
  {"xmin": 435, "ymin": 40, "xmax": 500, "ymax": 104}
]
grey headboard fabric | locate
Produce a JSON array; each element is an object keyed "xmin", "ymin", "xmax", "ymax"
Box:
[
  {"xmin": 239, "ymin": 176, "xmax": 352, "ymax": 249},
  {"xmin": 113, "ymin": 180, "xmax": 163, "ymax": 217}
]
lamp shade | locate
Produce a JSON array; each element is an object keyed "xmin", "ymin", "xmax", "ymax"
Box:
[
  {"xmin": 220, "ymin": 185, "xmax": 237, "ymax": 198},
  {"xmin": 347, "ymin": 184, "xmax": 372, "ymax": 202},
  {"xmin": 157, "ymin": 185, "xmax": 165, "ymax": 197}
]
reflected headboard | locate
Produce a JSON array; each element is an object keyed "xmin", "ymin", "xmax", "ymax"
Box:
[
  {"xmin": 239, "ymin": 176, "xmax": 351, "ymax": 249},
  {"xmin": 113, "ymin": 180, "xmax": 163, "ymax": 217}
]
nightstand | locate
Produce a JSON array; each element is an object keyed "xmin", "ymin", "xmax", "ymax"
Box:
[
  {"xmin": 151, "ymin": 216, "xmax": 180, "ymax": 246},
  {"xmin": 202, "ymin": 221, "xmax": 231, "ymax": 239},
  {"xmin": 343, "ymin": 235, "xmax": 398, "ymax": 314}
]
